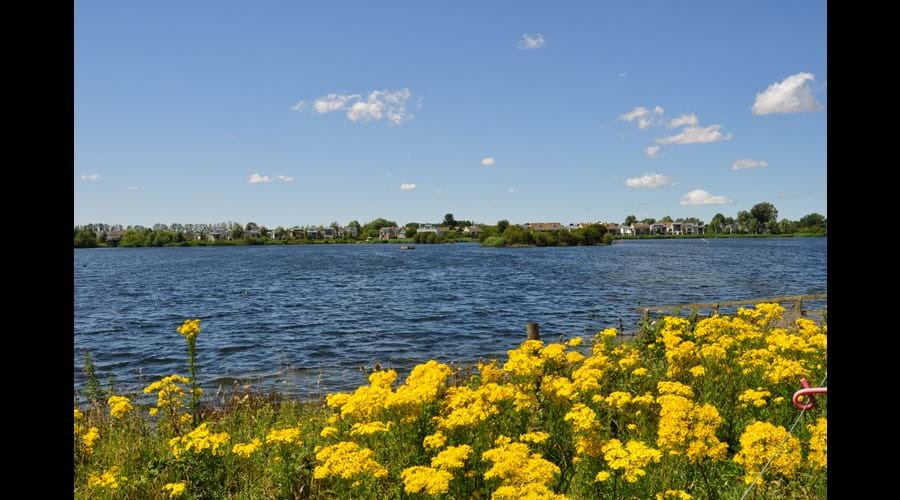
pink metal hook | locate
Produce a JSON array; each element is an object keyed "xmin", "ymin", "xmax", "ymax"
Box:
[{"xmin": 793, "ymin": 378, "xmax": 827, "ymax": 410}]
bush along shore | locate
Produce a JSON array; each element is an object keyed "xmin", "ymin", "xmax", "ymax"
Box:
[{"xmin": 75, "ymin": 304, "xmax": 826, "ymax": 499}]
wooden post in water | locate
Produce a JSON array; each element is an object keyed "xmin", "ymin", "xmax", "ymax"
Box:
[
  {"xmin": 713, "ymin": 304, "xmax": 719, "ymax": 315},
  {"xmin": 795, "ymin": 297, "xmax": 803, "ymax": 317},
  {"xmin": 526, "ymin": 322, "xmax": 541, "ymax": 341}
]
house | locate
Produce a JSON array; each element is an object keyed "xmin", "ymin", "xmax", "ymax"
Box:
[
  {"xmin": 207, "ymin": 231, "xmax": 226, "ymax": 241},
  {"xmin": 462, "ymin": 225, "xmax": 481, "ymax": 237},
  {"xmin": 289, "ymin": 227, "xmax": 305, "ymax": 239},
  {"xmin": 619, "ymin": 225, "xmax": 634, "ymax": 236},
  {"xmin": 650, "ymin": 222, "xmax": 668, "ymax": 234},
  {"xmin": 306, "ymin": 227, "xmax": 320, "ymax": 239},
  {"xmin": 340, "ymin": 226, "xmax": 359, "ymax": 238},
  {"xmin": 322, "ymin": 228, "xmax": 336, "ymax": 239},
  {"xmin": 631, "ymin": 223, "xmax": 650, "ymax": 235},
  {"xmin": 417, "ymin": 224, "xmax": 445, "ymax": 235},
  {"xmin": 666, "ymin": 221, "xmax": 683, "ymax": 235},
  {"xmin": 526, "ymin": 222, "xmax": 562, "ymax": 232},
  {"xmin": 105, "ymin": 230, "xmax": 124, "ymax": 244},
  {"xmin": 379, "ymin": 226, "xmax": 401, "ymax": 239},
  {"xmin": 605, "ymin": 223, "xmax": 619, "ymax": 233},
  {"xmin": 683, "ymin": 222, "xmax": 704, "ymax": 235}
]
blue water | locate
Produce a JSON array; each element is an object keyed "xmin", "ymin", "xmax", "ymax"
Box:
[{"xmin": 74, "ymin": 238, "xmax": 826, "ymax": 396}]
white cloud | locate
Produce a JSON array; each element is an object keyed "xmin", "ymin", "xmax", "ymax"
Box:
[
  {"xmin": 731, "ymin": 159, "xmax": 768, "ymax": 171},
  {"xmin": 481, "ymin": 157, "xmax": 496, "ymax": 166},
  {"xmin": 248, "ymin": 173, "xmax": 272, "ymax": 184},
  {"xmin": 680, "ymin": 189, "xmax": 732, "ymax": 205},
  {"xmin": 276, "ymin": 175, "xmax": 295, "ymax": 182},
  {"xmin": 127, "ymin": 186, "xmax": 140, "ymax": 191},
  {"xmin": 305, "ymin": 89, "xmax": 414, "ymax": 125},
  {"xmin": 80, "ymin": 173, "xmax": 99, "ymax": 181},
  {"xmin": 312, "ymin": 93, "xmax": 358, "ymax": 113},
  {"xmin": 290, "ymin": 101, "xmax": 306, "ymax": 111},
  {"xmin": 668, "ymin": 113, "xmax": 699, "ymax": 128},
  {"xmin": 752, "ymin": 72, "xmax": 823, "ymax": 115},
  {"xmin": 434, "ymin": 188, "xmax": 443, "ymax": 195},
  {"xmin": 644, "ymin": 146, "xmax": 660, "ymax": 159},
  {"xmin": 625, "ymin": 173, "xmax": 674, "ymax": 188},
  {"xmin": 620, "ymin": 106, "xmax": 665, "ymax": 129},
  {"xmin": 656, "ymin": 124, "xmax": 732, "ymax": 145},
  {"xmin": 400, "ymin": 183, "xmax": 416, "ymax": 191},
  {"xmin": 517, "ymin": 33, "xmax": 546, "ymax": 49},
  {"xmin": 618, "ymin": 72, "xmax": 629, "ymax": 78},
  {"xmin": 508, "ymin": 188, "xmax": 516, "ymax": 193}
]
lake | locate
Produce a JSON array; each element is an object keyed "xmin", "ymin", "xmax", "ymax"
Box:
[{"xmin": 74, "ymin": 238, "xmax": 826, "ymax": 397}]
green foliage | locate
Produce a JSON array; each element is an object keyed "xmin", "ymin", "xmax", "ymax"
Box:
[
  {"xmin": 750, "ymin": 202, "xmax": 779, "ymax": 228},
  {"xmin": 82, "ymin": 351, "xmax": 103, "ymax": 403},
  {"xmin": 482, "ymin": 236, "xmax": 506, "ymax": 247},
  {"xmin": 443, "ymin": 213, "xmax": 457, "ymax": 227},
  {"xmin": 74, "ymin": 228, "xmax": 98, "ymax": 248},
  {"xmin": 624, "ymin": 215, "xmax": 637, "ymax": 226},
  {"xmin": 496, "ymin": 220, "xmax": 509, "ymax": 234}
]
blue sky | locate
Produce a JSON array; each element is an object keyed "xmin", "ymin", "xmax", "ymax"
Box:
[{"xmin": 75, "ymin": 1, "xmax": 826, "ymax": 228}]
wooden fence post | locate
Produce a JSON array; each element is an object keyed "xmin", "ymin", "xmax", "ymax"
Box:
[
  {"xmin": 795, "ymin": 297, "xmax": 803, "ymax": 317},
  {"xmin": 526, "ymin": 322, "xmax": 540, "ymax": 340}
]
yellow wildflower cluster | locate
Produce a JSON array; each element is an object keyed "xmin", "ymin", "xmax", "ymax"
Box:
[
  {"xmin": 313, "ymin": 441, "xmax": 388, "ymax": 480},
  {"xmin": 656, "ymin": 395, "xmax": 728, "ymax": 462},
  {"xmin": 162, "ymin": 481, "xmax": 186, "ymax": 497},
  {"xmin": 598, "ymin": 439, "xmax": 662, "ymax": 483},
  {"xmin": 388, "ymin": 360, "xmax": 452, "ymax": 411},
  {"xmin": 423, "ymin": 430, "xmax": 447, "ymax": 450},
  {"xmin": 87, "ymin": 466, "xmax": 125, "ymax": 491},
  {"xmin": 169, "ymin": 423, "xmax": 230, "ymax": 459},
  {"xmin": 657, "ymin": 490, "xmax": 693, "ymax": 499},
  {"xmin": 401, "ymin": 466, "xmax": 453, "ymax": 495},
  {"xmin": 265, "ymin": 427, "xmax": 302, "ymax": 445},
  {"xmin": 107, "ymin": 395, "xmax": 132, "ymax": 419},
  {"xmin": 503, "ymin": 340, "xmax": 545, "ymax": 377},
  {"xmin": 738, "ymin": 388, "xmax": 772, "ymax": 408},
  {"xmin": 733, "ymin": 421, "xmax": 802, "ymax": 484},
  {"xmin": 431, "ymin": 444, "xmax": 473, "ymax": 470},
  {"xmin": 349, "ymin": 421, "xmax": 391, "ymax": 436},
  {"xmin": 82, "ymin": 426, "xmax": 100, "ymax": 454},
  {"xmin": 232, "ymin": 438, "xmax": 262, "ymax": 458},
  {"xmin": 483, "ymin": 436, "xmax": 562, "ymax": 497},
  {"xmin": 177, "ymin": 318, "xmax": 201, "ymax": 341},
  {"xmin": 657, "ymin": 381, "xmax": 694, "ymax": 398},
  {"xmin": 807, "ymin": 417, "xmax": 827, "ymax": 469},
  {"xmin": 519, "ymin": 431, "xmax": 549, "ymax": 444},
  {"xmin": 143, "ymin": 374, "xmax": 190, "ymax": 416}
]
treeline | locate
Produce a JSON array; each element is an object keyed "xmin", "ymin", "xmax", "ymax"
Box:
[{"xmin": 477, "ymin": 221, "xmax": 613, "ymax": 247}]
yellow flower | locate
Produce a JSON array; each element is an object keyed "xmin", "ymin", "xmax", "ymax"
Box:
[
  {"xmin": 87, "ymin": 466, "xmax": 125, "ymax": 490},
  {"xmin": 320, "ymin": 426, "xmax": 339, "ymax": 438},
  {"xmin": 232, "ymin": 438, "xmax": 262, "ymax": 458},
  {"xmin": 483, "ymin": 437, "xmax": 561, "ymax": 489},
  {"xmin": 313, "ymin": 441, "xmax": 388, "ymax": 480},
  {"xmin": 564, "ymin": 404, "xmax": 600, "ymax": 434},
  {"xmin": 169, "ymin": 423, "xmax": 230, "ymax": 459},
  {"xmin": 431, "ymin": 444, "xmax": 472, "ymax": 470},
  {"xmin": 107, "ymin": 395, "xmax": 133, "ymax": 419},
  {"xmin": 162, "ymin": 482, "xmax": 186, "ymax": 497},
  {"xmin": 423, "ymin": 431, "xmax": 447, "ymax": 450},
  {"xmin": 401, "ymin": 466, "xmax": 452, "ymax": 495},
  {"xmin": 689, "ymin": 366, "xmax": 706, "ymax": 377},
  {"xmin": 519, "ymin": 431, "xmax": 550, "ymax": 444},
  {"xmin": 179, "ymin": 414, "xmax": 193, "ymax": 425},
  {"xmin": 74, "ymin": 408, "xmax": 83, "ymax": 420},
  {"xmin": 632, "ymin": 367, "xmax": 649, "ymax": 377},
  {"xmin": 734, "ymin": 421, "xmax": 802, "ymax": 484},
  {"xmin": 657, "ymin": 381, "xmax": 694, "ymax": 398},
  {"xmin": 601, "ymin": 439, "xmax": 662, "ymax": 483},
  {"xmin": 176, "ymin": 319, "xmax": 201, "ymax": 341},
  {"xmin": 738, "ymin": 388, "xmax": 771, "ymax": 408},
  {"xmin": 82, "ymin": 426, "xmax": 100, "ymax": 453},
  {"xmin": 567, "ymin": 336, "xmax": 583, "ymax": 347},
  {"xmin": 594, "ymin": 470, "xmax": 611, "ymax": 482},
  {"xmin": 265, "ymin": 427, "xmax": 302, "ymax": 445},
  {"xmin": 808, "ymin": 418, "xmax": 827, "ymax": 468},
  {"xmin": 350, "ymin": 421, "xmax": 391, "ymax": 436},
  {"xmin": 656, "ymin": 395, "xmax": 727, "ymax": 462},
  {"xmin": 149, "ymin": 407, "xmax": 159, "ymax": 417},
  {"xmin": 657, "ymin": 490, "xmax": 693, "ymax": 499}
]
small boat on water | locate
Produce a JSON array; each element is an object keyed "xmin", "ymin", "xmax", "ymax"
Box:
[{"xmin": 400, "ymin": 245, "xmax": 415, "ymax": 250}]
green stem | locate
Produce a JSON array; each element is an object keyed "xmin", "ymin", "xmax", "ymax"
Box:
[{"xmin": 188, "ymin": 338, "xmax": 199, "ymax": 426}]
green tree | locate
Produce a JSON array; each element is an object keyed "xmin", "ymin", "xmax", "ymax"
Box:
[
  {"xmin": 274, "ymin": 226, "xmax": 286, "ymax": 239},
  {"xmin": 708, "ymin": 213, "xmax": 725, "ymax": 234},
  {"xmin": 245, "ymin": 222, "xmax": 257, "ymax": 231},
  {"xmin": 497, "ymin": 220, "xmax": 510, "ymax": 234},
  {"xmin": 231, "ymin": 224, "xmax": 245, "ymax": 240},
  {"xmin": 661, "ymin": 215, "xmax": 673, "ymax": 222},
  {"xmin": 443, "ymin": 213, "xmax": 457, "ymax": 228},
  {"xmin": 750, "ymin": 202, "xmax": 778, "ymax": 230},
  {"xmin": 259, "ymin": 226, "xmax": 269, "ymax": 238},
  {"xmin": 624, "ymin": 215, "xmax": 637, "ymax": 226},
  {"xmin": 736, "ymin": 211, "xmax": 754, "ymax": 233},
  {"xmin": 405, "ymin": 227, "xmax": 417, "ymax": 238},
  {"xmin": 798, "ymin": 213, "xmax": 826, "ymax": 230},
  {"xmin": 74, "ymin": 228, "xmax": 98, "ymax": 248},
  {"xmin": 641, "ymin": 218, "xmax": 656, "ymax": 225}
]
